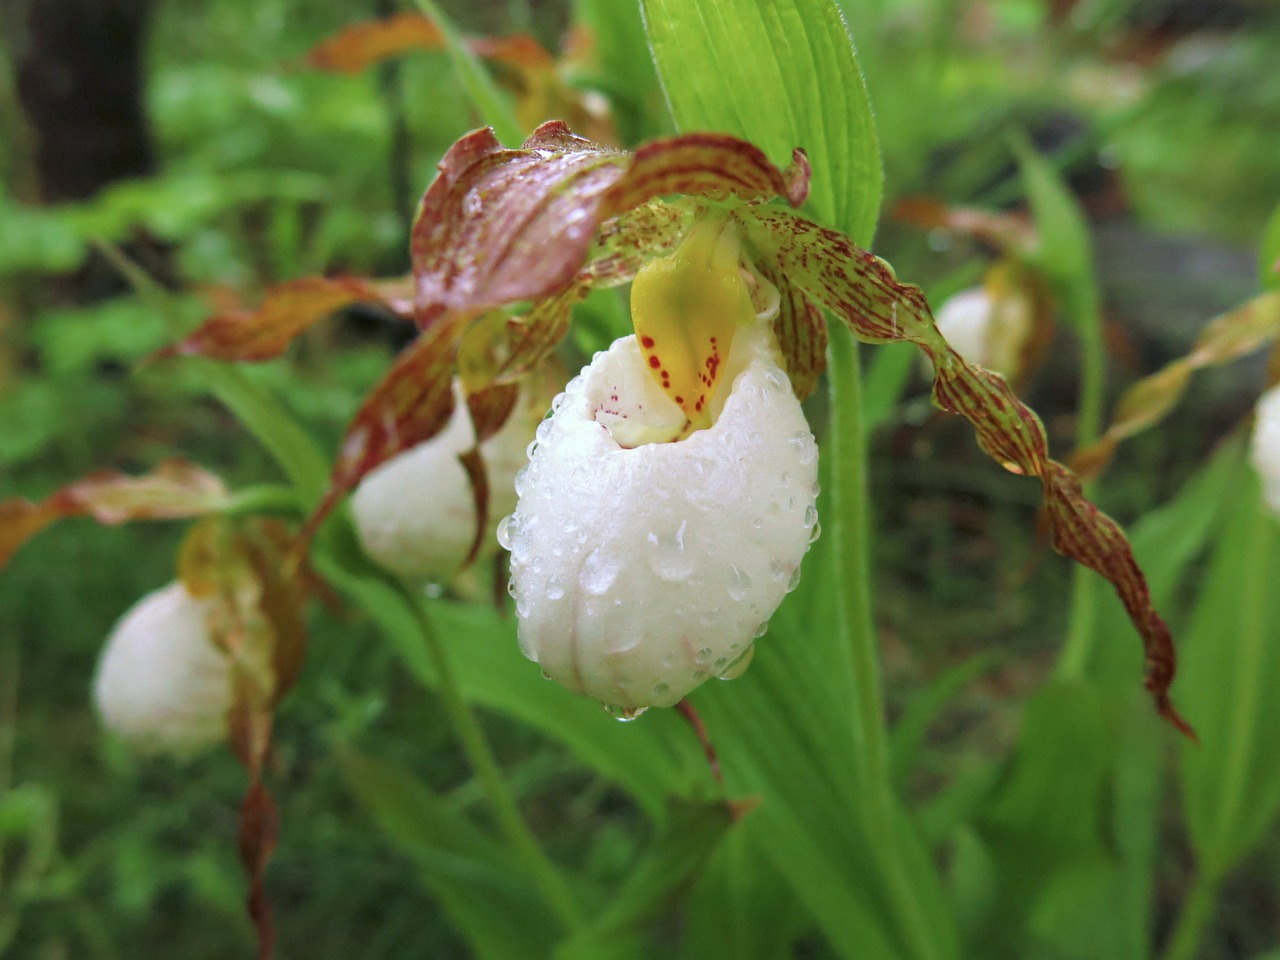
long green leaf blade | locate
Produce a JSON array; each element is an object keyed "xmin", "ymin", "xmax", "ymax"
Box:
[{"xmin": 642, "ymin": 0, "xmax": 881, "ymax": 241}]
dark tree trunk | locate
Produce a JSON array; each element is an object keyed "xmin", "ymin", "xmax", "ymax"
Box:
[
  {"xmin": 10, "ymin": 0, "xmax": 166, "ymax": 302},
  {"xmin": 15, "ymin": 0, "xmax": 156, "ymax": 204}
]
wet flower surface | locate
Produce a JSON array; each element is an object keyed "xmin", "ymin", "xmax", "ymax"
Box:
[
  {"xmin": 352, "ymin": 378, "xmax": 539, "ymax": 581},
  {"xmin": 1251, "ymin": 384, "xmax": 1280, "ymax": 514},
  {"xmin": 503, "ymin": 318, "xmax": 818, "ymax": 711},
  {"xmin": 94, "ymin": 581, "xmax": 232, "ymax": 753}
]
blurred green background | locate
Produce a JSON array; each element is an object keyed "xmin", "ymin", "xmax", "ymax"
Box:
[{"xmin": 3, "ymin": 0, "xmax": 1280, "ymax": 957}]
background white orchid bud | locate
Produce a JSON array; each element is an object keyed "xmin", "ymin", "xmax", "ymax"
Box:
[
  {"xmin": 502, "ymin": 320, "xmax": 819, "ymax": 712},
  {"xmin": 93, "ymin": 581, "xmax": 232, "ymax": 754},
  {"xmin": 934, "ymin": 285, "xmax": 1031, "ymax": 379},
  {"xmin": 1250, "ymin": 384, "xmax": 1280, "ymax": 515},
  {"xmin": 351, "ymin": 378, "xmax": 539, "ymax": 581}
]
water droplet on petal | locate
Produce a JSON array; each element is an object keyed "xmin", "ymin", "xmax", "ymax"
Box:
[
  {"xmin": 604, "ymin": 704, "xmax": 647, "ymax": 722},
  {"xmin": 727, "ymin": 563, "xmax": 752, "ymax": 601},
  {"xmin": 718, "ymin": 645, "xmax": 755, "ymax": 680},
  {"xmin": 753, "ymin": 621, "xmax": 770, "ymax": 639},
  {"xmin": 545, "ymin": 575, "xmax": 564, "ymax": 600},
  {"xmin": 581, "ymin": 545, "xmax": 622, "ymax": 595},
  {"xmin": 496, "ymin": 514, "xmax": 516, "ymax": 550}
]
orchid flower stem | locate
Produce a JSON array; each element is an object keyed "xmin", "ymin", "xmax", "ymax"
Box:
[
  {"xmin": 829, "ymin": 327, "xmax": 939, "ymax": 960},
  {"xmin": 1162, "ymin": 867, "xmax": 1222, "ymax": 960},
  {"xmin": 391, "ymin": 577, "xmax": 584, "ymax": 931},
  {"xmin": 225, "ymin": 484, "xmax": 304, "ymax": 519},
  {"xmin": 675, "ymin": 699, "xmax": 723, "ymax": 787},
  {"xmin": 409, "ymin": 0, "xmax": 523, "ymax": 147},
  {"xmin": 1058, "ymin": 296, "xmax": 1106, "ymax": 681}
]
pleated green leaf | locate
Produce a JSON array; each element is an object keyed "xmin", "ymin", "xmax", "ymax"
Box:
[
  {"xmin": 642, "ymin": 0, "xmax": 881, "ymax": 242},
  {"xmin": 1179, "ymin": 461, "xmax": 1280, "ymax": 875},
  {"xmin": 1261, "ymin": 200, "xmax": 1280, "ymax": 291},
  {"xmin": 337, "ymin": 746, "xmax": 562, "ymax": 960}
]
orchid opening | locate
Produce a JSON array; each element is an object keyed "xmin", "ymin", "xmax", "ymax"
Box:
[{"xmin": 502, "ymin": 214, "xmax": 819, "ymax": 711}]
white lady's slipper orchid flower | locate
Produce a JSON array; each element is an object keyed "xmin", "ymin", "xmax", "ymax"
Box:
[
  {"xmin": 93, "ymin": 581, "xmax": 232, "ymax": 753},
  {"xmin": 1250, "ymin": 384, "xmax": 1280, "ymax": 515},
  {"xmin": 351, "ymin": 378, "xmax": 537, "ymax": 581},
  {"xmin": 501, "ymin": 218, "xmax": 819, "ymax": 713},
  {"xmin": 934, "ymin": 284, "xmax": 1031, "ymax": 379}
]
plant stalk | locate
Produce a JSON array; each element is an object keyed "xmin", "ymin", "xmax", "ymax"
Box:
[
  {"xmin": 829, "ymin": 326, "xmax": 940, "ymax": 960},
  {"xmin": 392, "ymin": 578, "xmax": 583, "ymax": 931},
  {"xmin": 1162, "ymin": 866, "xmax": 1222, "ymax": 960}
]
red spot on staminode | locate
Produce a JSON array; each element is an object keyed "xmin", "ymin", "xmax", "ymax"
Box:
[
  {"xmin": 648, "ymin": 355, "xmax": 661, "ymax": 369},
  {"xmin": 640, "ymin": 336, "xmax": 655, "ymax": 349}
]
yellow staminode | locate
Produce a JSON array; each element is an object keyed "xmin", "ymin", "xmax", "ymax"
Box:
[{"xmin": 629, "ymin": 215, "xmax": 756, "ymax": 431}]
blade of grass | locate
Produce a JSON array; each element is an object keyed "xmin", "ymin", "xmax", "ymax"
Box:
[{"xmin": 408, "ymin": 0, "xmax": 523, "ymax": 145}]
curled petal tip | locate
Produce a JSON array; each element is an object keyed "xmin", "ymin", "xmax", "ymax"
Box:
[{"xmin": 785, "ymin": 148, "xmax": 811, "ymax": 208}]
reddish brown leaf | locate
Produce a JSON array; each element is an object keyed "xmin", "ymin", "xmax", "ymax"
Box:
[
  {"xmin": 456, "ymin": 447, "xmax": 492, "ymax": 571},
  {"xmin": 306, "ymin": 13, "xmax": 443, "ymax": 73},
  {"xmin": 891, "ymin": 195, "xmax": 1035, "ymax": 253},
  {"xmin": 600, "ymin": 137, "xmax": 809, "ymax": 219},
  {"xmin": 751, "ymin": 254, "xmax": 827, "ymax": 401},
  {"xmin": 176, "ymin": 516, "xmax": 306, "ymax": 960},
  {"xmin": 157, "ymin": 276, "xmax": 392, "ymax": 363},
  {"xmin": 470, "ymin": 32, "xmax": 555, "ymax": 70},
  {"xmin": 239, "ymin": 778, "xmax": 279, "ymax": 960},
  {"xmin": 752, "ymin": 206, "xmax": 1193, "ymax": 737},
  {"xmin": 178, "ymin": 516, "xmax": 309, "ymax": 704},
  {"xmin": 582, "ymin": 201, "xmax": 692, "ymax": 288},
  {"xmin": 1072, "ymin": 289, "xmax": 1280, "ymax": 481},
  {"xmin": 0, "ymin": 462, "xmax": 229, "ymax": 570},
  {"xmin": 303, "ymin": 313, "xmax": 470, "ymax": 543},
  {"xmin": 410, "ymin": 122, "xmax": 808, "ymax": 322}
]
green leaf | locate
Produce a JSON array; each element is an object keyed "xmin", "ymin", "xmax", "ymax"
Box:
[
  {"xmin": 888, "ymin": 651, "xmax": 1001, "ymax": 790},
  {"xmin": 557, "ymin": 798, "xmax": 734, "ymax": 958},
  {"xmin": 1013, "ymin": 138, "xmax": 1098, "ymax": 323},
  {"xmin": 642, "ymin": 0, "xmax": 882, "ymax": 242},
  {"xmin": 1261, "ymin": 199, "xmax": 1280, "ymax": 291},
  {"xmin": 337, "ymin": 745, "xmax": 562, "ymax": 960},
  {"xmin": 690, "ymin": 594, "xmax": 959, "ymax": 959},
  {"xmin": 1063, "ymin": 439, "xmax": 1247, "ymax": 960},
  {"xmin": 576, "ymin": 0, "xmax": 665, "ymax": 144},
  {"xmin": 679, "ymin": 823, "xmax": 807, "ymax": 960},
  {"xmin": 961, "ymin": 681, "xmax": 1122, "ymax": 959},
  {"xmin": 1179, "ymin": 460, "xmax": 1280, "ymax": 876},
  {"xmin": 1013, "ymin": 140, "xmax": 1105, "ymax": 454},
  {"xmin": 410, "ymin": 0, "xmax": 523, "ymax": 145},
  {"xmin": 93, "ymin": 241, "xmax": 330, "ymax": 505}
]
